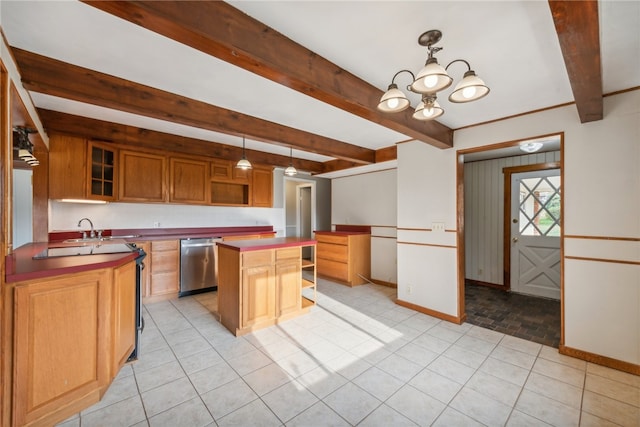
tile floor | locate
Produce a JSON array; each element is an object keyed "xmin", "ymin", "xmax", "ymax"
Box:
[
  {"xmin": 57, "ymin": 278, "xmax": 638, "ymax": 427},
  {"xmin": 464, "ymin": 282, "xmax": 562, "ymax": 348}
]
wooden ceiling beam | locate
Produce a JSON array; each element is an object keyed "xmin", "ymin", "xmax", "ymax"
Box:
[
  {"xmin": 12, "ymin": 48, "xmax": 375, "ymax": 165},
  {"xmin": 37, "ymin": 109, "xmax": 326, "ymax": 174},
  {"xmin": 549, "ymin": 0, "xmax": 603, "ymax": 123},
  {"xmin": 82, "ymin": 0, "xmax": 453, "ymax": 149}
]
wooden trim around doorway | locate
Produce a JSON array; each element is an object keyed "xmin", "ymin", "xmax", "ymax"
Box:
[{"xmin": 396, "ymin": 298, "xmax": 465, "ymax": 325}]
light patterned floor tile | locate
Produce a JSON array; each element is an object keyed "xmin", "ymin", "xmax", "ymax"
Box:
[
  {"xmin": 524, "ymin": 372, "xmax": 583, "ymax": 408},
  {"xmin": 296, "ymin": 366, "xmax": 349, "ymax": 399},
  {"xmin": 200, "ymin": 378, "xmax": 258, "ymax": 420},
  {"xmin": 515, "ymin": 389, "xmax": 580, "ymax": 427},
  {"xmin": 285, "ymin": 401, "xmax": 350, "ymax": 427},
  {"xmin": 242, "ymin": 362, "xmax": 293, "ymax": 396},
  {"xmin": 353, "ymin": 366, "xmax": 406, "ymax": 401},
  {"xmin": 450, "ymin": 387, "xmax": 513, "ymax": 427},
  {"xmin": 581, "ymin": 389, "xmax": 640, "ymax": 426},
  {"xmin": 465, "ymin": 370, "xmax": 523, "ymax": 407},
  {"xmin": 140, "ymin": 376, "xmax": 198, "ymax": 418},
  {"xmin": 217, "ymin": 398, "xmax": 282, "ymax": 427},
  {"xmin": 426, "ymin": 355, "xmax": 476, "ymax": 384},
  {"xmin": 358, "ymin": 403, "xmax": 418, "ymax": 427},
  {"xmin": 376, "ymin": 353, "xmax": 423, "ymax": 382},
  {"xmin": 147, "ymin": 396, "xmax": 213, "ymax": 427},
  {"xmin": 408, "ymin": 369, "xmax": 463, "ymax": 404},
  {"xmin": 432, "ymin": 407, "xmax": 486, "ymax": 427},
  {"xmin": 385, "ymin": 384, "xmax": 446, "ymax": 426},
  {"xmin": 585, "ymin": 372, "xmax": 640, "ymax": 407},
  {"xmin": 80, "ymin": 395, "xmax": 147, "ymax": 427},
  {"xmin": 506, "ymin": 410, "xmax": 553, "ymax": 426},
  {"xmin": 532, "ymin": 357, "xmax": 586, "ymax": 388},
  {"xmin": 323, "ymin": 382, "xmax": 381, "ymax": 425},
  {"xmin": 262, "ymin": 380, "xmax": 319, "ymax": 423}
]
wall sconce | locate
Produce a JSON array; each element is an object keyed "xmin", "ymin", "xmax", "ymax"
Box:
[
  {"xmin": 378, "ymin": 29, "xmax": 489, "ymax": 121},
  {"xmin": 13, "ymin": 126, "xmax": 39, "ymax": 167}
]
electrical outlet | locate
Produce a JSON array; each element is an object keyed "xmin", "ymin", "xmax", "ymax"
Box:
[
  {"xmin": 153, "ymin": 221, "xmax": 160, "ymax": 228},
  {"xmin": 432, "ymin": 222, "xmax": 445, "ymax": 232}
]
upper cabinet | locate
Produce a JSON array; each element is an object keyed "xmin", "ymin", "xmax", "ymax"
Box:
[
  {"xmin": 170, "ymin": 157, "xmax": 209, "ymax": 204},
  {"xmin": 88, "ymin": 141, "xmax": 116, "ymax": 201},
  {"xmin": 252, "ymin": 166, "xmax": 273, "ymax": 207},
  {"xmin": 49, "ymin": 134, "xmax": 86, "ymax": 200},
  {"xmin": 119, "ymin": 150, "xmax": 167, "ymax": 203},
  {"xmin": 48, "ymin": 134, "xmax": 272, "ymax": 207}
]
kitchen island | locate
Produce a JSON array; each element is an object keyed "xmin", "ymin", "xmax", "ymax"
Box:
[{"xmin": 217, "ymin": 237, "xmax": 316, "ymax": 336}]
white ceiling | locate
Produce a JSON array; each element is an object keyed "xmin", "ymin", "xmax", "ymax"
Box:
[{"xmin": 1, "ymin": 1, "xmax": 639, "ymax": 177}]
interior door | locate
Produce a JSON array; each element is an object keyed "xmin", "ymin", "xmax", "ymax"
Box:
[{"xmin": 510, "ymin": 169, "xmax": 561, "ymax": 299}]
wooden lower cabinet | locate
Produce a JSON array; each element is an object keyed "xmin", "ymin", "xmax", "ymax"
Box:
[
  {"xmin": 316, "ymin": 232, "xmax": 371, "ymax": 286},
  {"xmin": 10, "ymin": 260, "xmax": 137, "ymax": 426},
  {"xmin": 242, "ymin": 264, "xmax": 276, "ymax": 328},
  {"xmin": 275, "ymin": 248, "xmax": 302, "ymax": 317},
  {"xmin": 110, "ymin": 261, "xmax": 137, "ymax": 378},
  {"xmin": 146, "ymin": 240, "xmax": 180, "ymax": 302},
  {"xmin": 218, "ymin": 244, "xmax": 310, "ymax": 336}
]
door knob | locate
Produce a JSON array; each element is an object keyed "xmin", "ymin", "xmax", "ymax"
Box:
[
  {"xmin": 513, "ymin": 237, "xmax": 518, "ymax": 242},
  {"xmin": 512, "ymin": 219, "xmax": 518, "ymax": 223}
]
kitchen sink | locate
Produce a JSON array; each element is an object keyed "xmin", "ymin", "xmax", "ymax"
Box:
[{"xmin": 63, "ymin": 235, "xmax": 140, "ymax": 243}]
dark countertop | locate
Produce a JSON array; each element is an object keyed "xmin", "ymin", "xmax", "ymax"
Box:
[
  {"xmin": 218, "ymin": 237, "xmax": 316, "ymax": 252},
  {"xmin": 5, "ymin": 242, "xmax": 138, "ymax": 284}
]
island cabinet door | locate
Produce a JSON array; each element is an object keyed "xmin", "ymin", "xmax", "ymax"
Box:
[
  {"xmin": 275, "ymin": 247, "xmax": 302, "ymax": 317},
  {"xmin": 12, "ymin": 269, "xmax": 111, "ymax": 427},
  {"xmin": 241, "ymin": 265, "xmax": 276, "ymax": 328}
]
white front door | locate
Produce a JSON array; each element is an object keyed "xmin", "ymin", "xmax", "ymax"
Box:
[{"xmin": 510, "ymin": 169, "xmax": 561, "ymax": 299}]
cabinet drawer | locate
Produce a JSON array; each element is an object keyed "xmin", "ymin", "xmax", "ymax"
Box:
[
  {"xmin": 150, "ymin": 271, "xmax": 179, "ymax": 295},
  {"xmin": 242, "ymin": 250, "xmax": 274, "ymax": 268},
  {"xmin": 152, "ymin": 240, "xmax": 179, "ymax": 251},
  {"xmin": 317, "ymin": 242, "xmax": 348, "ymax": 262},
  {"xmin": 151, "ymin": 251, "xmax": 179, "ymax": 272},
  {"xmin": 276, "ymin": 247, "xmax": 300, "ymax": 261},
  {"xmin": 315, "ymin": 233, "xmax": 348, "ymax": 245},
  {"xmin": 317, "ymin": 258, "xmax": 349, "ymax": 282}
]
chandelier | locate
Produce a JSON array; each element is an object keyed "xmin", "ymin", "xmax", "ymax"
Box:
[{"xmin": 377, "ymin": 30, "xmax": 489, "ymax": 121}]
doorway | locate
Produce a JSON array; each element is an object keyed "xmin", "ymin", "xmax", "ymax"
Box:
[
  {"xmin": 284, "ymin": 178, "xmax": 315, "ymax": 258},
  {"xmin": 458, "ymin": 134, "xmax": 563, "ymax": 347}
]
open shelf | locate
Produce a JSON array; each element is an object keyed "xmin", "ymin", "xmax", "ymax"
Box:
[
  {"xmin": 302, "ymin": 278, "xmax": 315, "ymax": 289},
  {"xmin": 301, "ymin": 297, "xmax": 314, "ymax": 309},
  {"xmin": 302, "ymin": 259, "xmax": 314, "ymax": 268}
]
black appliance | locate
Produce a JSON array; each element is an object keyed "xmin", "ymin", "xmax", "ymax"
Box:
[{"xmin": 128, "ymin": 245, "xmax": 146, "ymax": 362}]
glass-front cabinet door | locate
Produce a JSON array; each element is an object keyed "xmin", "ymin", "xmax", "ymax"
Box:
[{"xmin": 88, "ymin": 141, "xmax": 116, "ymax": 201}]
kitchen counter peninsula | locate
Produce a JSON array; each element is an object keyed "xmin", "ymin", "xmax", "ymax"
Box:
[{"xmin": 217, "ymin": 237, "xmax": 316, "ymax": 336}]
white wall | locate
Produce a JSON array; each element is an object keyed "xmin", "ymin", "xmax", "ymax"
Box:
[
  {"xmin": 13, "ymin": 169, "xmax": 33, "ymax": 248},
  {"xmin": 331, "ymin": 168, "xmax": 397, "ymax": 284},
  {"xmin": 397, "ymin": 141, "xmax": 459, "ymax": 316}
]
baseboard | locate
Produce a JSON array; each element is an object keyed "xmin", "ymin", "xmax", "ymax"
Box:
[
  {"xmin": 559, "ymin": 345, "xmax": 640, "ymax": 376},
  {"xmin": 395, "ymin": 298, "xmax": 464, "ymax": 324},
  {"xmin": 368, "ymin": 278, "xmax": 397, "ymax": 288}
]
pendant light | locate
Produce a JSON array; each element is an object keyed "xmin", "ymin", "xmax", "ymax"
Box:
[
  {"xmin": 236, "ymin": 136, "xmax": 252, "ymax": 170},
  {"xmin": 284, "ymin": 147, "xmax": 297, "ymax": 176}
]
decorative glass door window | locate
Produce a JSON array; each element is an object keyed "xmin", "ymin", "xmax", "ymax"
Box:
[{"xmin": 518, "ymin": 175, "xmax": 561, "ymax": 236}]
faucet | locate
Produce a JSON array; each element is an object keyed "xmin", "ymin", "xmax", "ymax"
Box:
[{"xmin": 77, "ymin": 218, "xmax": 95, "ymax": 239}]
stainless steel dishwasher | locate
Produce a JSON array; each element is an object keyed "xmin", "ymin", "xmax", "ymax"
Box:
[{"xmin": 179, "ymin": 237, "xmax": 222, "ymax": 297}]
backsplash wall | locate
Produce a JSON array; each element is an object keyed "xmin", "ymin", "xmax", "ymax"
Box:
[{"xmin": 49, "ymin": 201, "xmax": 286, "ymax": 235}]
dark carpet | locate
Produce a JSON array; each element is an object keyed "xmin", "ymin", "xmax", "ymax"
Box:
[{"xmin": 464, "ymin": 282, "xmax": 561, "ymax": 348}]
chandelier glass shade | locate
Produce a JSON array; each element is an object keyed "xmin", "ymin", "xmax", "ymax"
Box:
[{"xmin": 377, "ymin": 30, "xmax": 489, "ymax": 120}]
